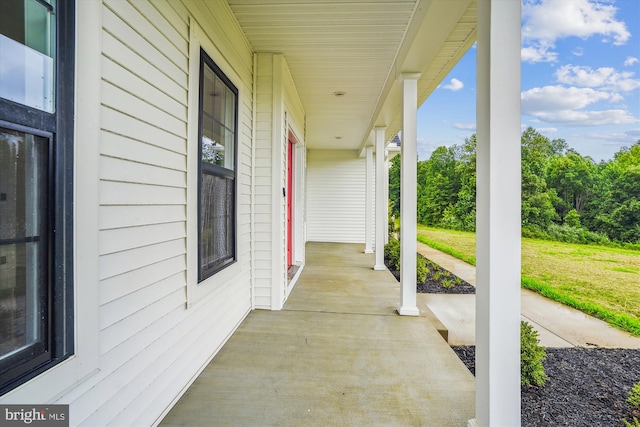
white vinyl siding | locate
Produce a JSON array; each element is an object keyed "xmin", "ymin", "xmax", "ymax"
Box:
[
  {"xmin": 29, "ymin": 1, "xmax": 254, "ymax": 425},
  {"xmin": 253, "ymin": 53, "xmax": 275, "ymax": 309},
  {"xmin": 253, "ymin": 53, "xmax": 306, "ymax": 309},
  {"xmin": 307, "ymin": 150, "xmax": 367, "ymax": 243}
]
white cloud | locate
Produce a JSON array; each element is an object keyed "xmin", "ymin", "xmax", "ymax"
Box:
[
  {"xmin": 526, "ymin": 109, "xmax": 637, "ymax": 126},
  {"xmin": 521, "ymin": 85, "xmax": 638, "ymax": 126},
  {"xmin": 572, "ymin": 47, "xmax": 584, "ymax": 57},
  {"xmin": 521, "ymin": 45, "xmax": 558, "ymax": 63},
  {"xmin": 417, "ymin": 137, "xmax": 449, "ymax": 161},
  {"xmin": 452, "ymin": 123, "xmax": 476, "ymax": 131},
  {"xmin": 441, "ymin": 78, "xmax": 464, "ymax": 91},
  {"xmin": 584, "ymin": 129, "xmax": 640, "ymax": 142},
  {"xmin": 521, "ymin": 85, "xmax": 616, "ymax": 112},
  {"xmin": 522, "ymin": 124, "xmax": 557, "ymax": 134},
  {"xmin": 521, "ymin": 0, "xmax": 630, "ymax": 63},
  {"xmin": 522, "ymin": 0, "xmax": 630, "ymax": 44},
  {"xmin": 625, "ymin": 56, "xmax": 639, "ymax": 67},
  {"xmin": 555, "ymin": 65, "xmax": 640, "ymax": 92},
  {"xmin": 537, "ymin": 127, "xmax": 558, "ymax": 134}
]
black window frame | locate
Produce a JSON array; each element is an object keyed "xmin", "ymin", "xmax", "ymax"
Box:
[
  {"xmin": 197, "ymin": 49, "xmax": 238, "ymax": 282},
  {"xmin": 0, "ymin": 0, "xmax": 74, "ymax": 395}
]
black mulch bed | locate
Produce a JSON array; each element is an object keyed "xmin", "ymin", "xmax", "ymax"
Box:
[
  {"xmin": 387, "ymin": 250, "xmax": 640, "ymax": 424},
  {"xmin": 385, "ymin": 254, "xmax": 476, "ymax": 294},
  {"xmin": 453, "ymin": 345, "xmax": 640, "ymax": 426}
]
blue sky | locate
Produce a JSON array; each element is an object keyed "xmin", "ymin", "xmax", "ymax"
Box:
[{"xmin": 417, "ymin": 0, "xmax": 640, "ymax": 162}]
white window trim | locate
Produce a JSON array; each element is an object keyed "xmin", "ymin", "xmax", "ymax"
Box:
[
  {"xmin": 186, "ymin": 18, "xmax": 246, "ymax": 307},
  {"xmin": 0, "ymin": 0, "xmax": 101, "ymax": 403}
]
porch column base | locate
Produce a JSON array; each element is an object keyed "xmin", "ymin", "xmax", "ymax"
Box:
[
  {"xmin": 365, "ymin": 249, "xmax": 374, "ymax": 254},
  {"xmin": 467, "ymin": 419, "xmax": 479, "ymax": 427},
  {"xmin": 374, "ymin": 127, "xmax": 387, "ymax": 270},
  {"xmin": 396, "ymin": 304, "xmax": 419, "ymax": 316}
]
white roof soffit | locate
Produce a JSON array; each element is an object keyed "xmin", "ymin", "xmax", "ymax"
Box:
[{"xmin": 227, "ymin": 0, "xmax": 477, "ymax": 153}]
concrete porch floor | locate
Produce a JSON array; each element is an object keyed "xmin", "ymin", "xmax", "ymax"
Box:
[{"xmin": 160, "ymin": 242, "xmax": 475, "ymax": 426}]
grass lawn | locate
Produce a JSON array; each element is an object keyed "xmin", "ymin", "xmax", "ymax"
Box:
[{"xmin": 417, "ymin": 225, "xmax": 640, "ymax": 336}]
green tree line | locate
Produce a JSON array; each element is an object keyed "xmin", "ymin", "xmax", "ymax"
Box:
[{"xmin": 389, "ymin": 127, "xmax": 640, "ymax": 245}]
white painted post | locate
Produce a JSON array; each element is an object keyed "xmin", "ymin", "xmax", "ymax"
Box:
[
  {"xmin": 374, "ymin": 127, "xmax": 387, "ymax": 270},
  {"xmin": 271, "ymin": 54, "xmax": 285, "ymax": 310},
  {"xmin": 384, "ymin": 152, "xmax": 390, "ymax": 245},
  {"xmin": 398, "ymin": 73, "xmax": 420, "ymax": 316},
  {"xmin": 365, "ymin": 146, "xmax": 374, "ymax": 253},
  {"xmin": 471, "ymin": 0, "xmax": 522, "ymax": 426}
]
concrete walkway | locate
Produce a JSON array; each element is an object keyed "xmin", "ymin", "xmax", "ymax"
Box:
[
  {"xmin": 161, "ymin": 243, "xmax": 475, "ymax": 426},
  {"xmin": 417, "ymin": 241, "xmax": 640, "ymax": 349}
]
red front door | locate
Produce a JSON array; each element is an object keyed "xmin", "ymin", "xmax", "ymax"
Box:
[{"xmin": 287, "ymin": 139, "xmax": 294, "ymax": 267}]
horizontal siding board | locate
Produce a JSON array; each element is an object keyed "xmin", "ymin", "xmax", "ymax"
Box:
[
  {"xmin": 255, "ymin": 147, "xmax": 271, "ymax": 158},
  {"xmin": 103, "ymin": 276, "xmax": 245, "ymax": 382},
  {"xmin": 100, "ymin": 156, "xmax": 186, "ymax": 187},
  {"xmin": 101, "ymin": 131, "xmax": 186, "ymax": 171},
  {"xmin": 166, "ymin": 0, "xmax": 189, "ymax": 26},
  {"xmin": 101, "ymin": 81, "xmax": 186, "ymax": 138},
  {"xmin": 100, "ymin": 222, "xmax": 186, "ymax": 255},
  {"xmin": 102, "ymin": 56, "xmax": 187, "ymax": 122},
  {"xmin": 99, "ymin": 181, "xmax": 186, "ymax": 205},
  {"xmin": 100, "ymin": 272, "xmax": 185, "ymax": 329},
  {"xmin": 254, "ymin": 296, "xmax": 271, "ymax": 309},
  {"xmin": 100, "ymin": 254, "xmax": 186, "ymax": 305},
  {"xmin": 102, "ymin": 31, "xmax": 186, "ymax": 104},
  {"xmin": 107, "ymin": 286, "xmax": 250, "ymax": 426},
  {"xmin": 255, "ymin": 240, "xmax": 272, "ymax": 250},
  {"xmin": 149, "ymin": 0, "xmax": 189, "ymax": 44},
  {"xmin": 127, "ymin": 0, "xmax": 189, "ymax": 54},
  {"xmin": 65, "ymin": 1, "xmax": 256, "ymax": 425},
  {"xmin": 307, "ymin": 150, "xmax": 366, "ymax": 243},
  {"xmin": 72, "ymin": 263, "xmax": 249, "ymax": 423},
  {"xmin": 254, "ymin": 213, "xmax": 271, "ymax": 223},
  {"xmin": 101, "ymin": 107, "xmax": 186, "ymax": 154},
  {"xmin": 103, "ymin": 2, "xmax": 187, "ymax": 85},
  {"xmin": 68, "ymin": 304, "xmax": 187, "ymax": 424},
  {"xmin": 100, "ymin": 289, "xmax": 186, "ymax": 355},
  {"xmin": 100, "ymin": 205, "xmax": 185, "ymax": 230},
  {"xmin": 99, "ymin": 239, "xmax": 185, "ymax": 281}
]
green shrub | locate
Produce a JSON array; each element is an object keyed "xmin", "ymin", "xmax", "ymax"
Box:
[
  {"xmin": 416, "ymin": 254, "xmax": 428, "ymax": 283},
  {"xmin": 622, "ymin": 417, "xmax": 640, "ymax": 427},
  {"xmin": 524, "ymin": 223, "xmax": 611, "ymax": 245},
  {"xmin": 564, "ymin": 209, "xmax": 581, "ymax": 228},
  {"xmin": 628, "ymin": 381, "xmax": 640, "ymax": 408},
  {"xmin": 385, "ymin": 239, "xmax": 429, "ymax": 284},
  {"xmin": 521, "ymin": 321, "xmax": 548, "ymax": 386},
  {"xmin": 384, "ymin": 238, "xmax": 400, "ymax": 270}
]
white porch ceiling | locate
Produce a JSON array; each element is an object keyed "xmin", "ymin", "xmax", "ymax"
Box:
[{"xmin": 227, "ymin": 0, "xmax": 477, "ymax": 152}]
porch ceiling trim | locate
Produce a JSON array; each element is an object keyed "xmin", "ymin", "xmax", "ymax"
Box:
[{"xmin": 227, "ymin": 0, "xmax": 477, "ymax": 153}]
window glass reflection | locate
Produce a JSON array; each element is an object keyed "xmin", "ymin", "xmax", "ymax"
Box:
[
  {"xmin": 0, "ymin": 127, "xmax": 48, "ymax": 360},
  {"xmin": 201, "ymin": 62, "xmax": 236, "ymax": 170},
  {"xmin": 0, "ymin": 0, "xmax": 55, "ymax": 112}
]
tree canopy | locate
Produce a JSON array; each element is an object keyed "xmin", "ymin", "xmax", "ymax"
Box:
[{"xmin": 389, "ymin": 127, "xmax": 640, "ymax": 245}]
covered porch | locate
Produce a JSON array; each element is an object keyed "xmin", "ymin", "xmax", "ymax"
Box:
[{"xmin": 160, "ymin": 242, "xmax": 475, "ymax": 426}]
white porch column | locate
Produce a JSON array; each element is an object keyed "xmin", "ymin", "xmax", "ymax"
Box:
[
  {"xmin": 472, "ymin": 1, "xmax": 522, "ymax": 426},
  {"xmin": 365, "ymin": 146, "xmax": 374, "ymax": 253},
  {"xmin": 384, "ymin": 152, "xmax": 390, "ymax": 245},
  {"xmin": 374, "ymin": 127, "xmax": 387, "ymax": 270},
  {"xmin": 398, "ymin": 73, "xmax": 420, "ymax": 316}
]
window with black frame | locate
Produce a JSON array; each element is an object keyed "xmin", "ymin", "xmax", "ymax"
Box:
[
  {"xmin": 0, "ymin": 0, "xmax": 74, "ymax": 394},
  {"xmin": 198, "ymin": 50, "xmax": 238, "ymax": 281}
]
